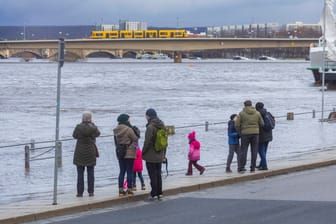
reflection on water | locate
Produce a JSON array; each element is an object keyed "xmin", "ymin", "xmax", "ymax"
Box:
[{"xmin": 0, "ymin": 59, "xmax": 336, "ymax": 203}]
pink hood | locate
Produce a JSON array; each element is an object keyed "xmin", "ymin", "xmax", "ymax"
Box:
[
  {"xmin": 188, "ymin": 131, "xmax": 196, "ymax": 141},
  {"xmin": 188, "ymin": 131, "xmax": 201, "ymax": 161}
]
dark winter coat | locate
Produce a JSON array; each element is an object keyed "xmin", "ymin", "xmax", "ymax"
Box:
[
  {"xmin": 256, "ymin": 108, "xmax": 273, "ymax": 143},
  {"xmin": 142, "ymin": 118, "xmax": 166, "ymax": 163},
  {"xmin": 228, "ymin": 120, "xmax": 239, "ymax": 145},
  {"xmin": 73, "ymin": 122, "xmax": 100, "ymax": 167}
]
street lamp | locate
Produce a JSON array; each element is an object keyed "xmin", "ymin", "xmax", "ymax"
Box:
[
  {"xmin": 19, "ymin": 24, "xmax": 27, "ymax": 40},
  {"xmin": 20, "ymin": 32, "xmax": 26, "ymax": 40}
]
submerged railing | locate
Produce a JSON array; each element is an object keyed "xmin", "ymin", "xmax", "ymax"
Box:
[
  {"xmin": 0, "ymin": 108, "xmax": 336, "ymax": 206},
  {"xmin": 0, "ymin": 108, "xmax": 335, "ymax": 171}
]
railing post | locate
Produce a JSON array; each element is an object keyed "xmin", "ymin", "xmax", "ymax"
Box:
[
  {"xmin": 30, "ymin": 139, "xmax": 35, "ymax": 151},
  {"xmin": 25, "ymin": 145, "xmax": 30, "ymax": 170},
  {"xmin": 166, "ymin": 125, "xmax": 175, "ymax": 135},
  {"xmin": 56, "ymin": 141, "xmax": 62, "ymax": 167},
  {"xmin": 287, "ymin": 112, "xmax": 294, "ymax": 120},
  {"xmin": 205, "ymin": 121, "xmax": 209, "ymax": 131},
  {"xmin": 312, "ymin": 110, "xmax": 316, "ymax": 118}
]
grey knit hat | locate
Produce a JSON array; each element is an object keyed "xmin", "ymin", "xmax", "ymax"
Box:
[{"xmin": 82, "ymin": 111, "xmax": 92, "ymax": 122}]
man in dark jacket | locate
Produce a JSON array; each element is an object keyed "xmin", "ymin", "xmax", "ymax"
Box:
[
  {"xmin": 142, "ymin": 108, "xmax": 166, "ymax": 201},
  {"xmin": 235, "ymin": 100, "xmax": 264, "ymax": 173},
  {"xmin": 255, "ymin": 102, "xmax": 273, "ymax": 170},
  {"xmin": 73, "ymin": 111, "xmax": 100, "ymax": 197}
]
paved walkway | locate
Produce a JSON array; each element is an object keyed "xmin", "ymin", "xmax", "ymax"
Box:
[{"xmin": 1, "ymin": 147, "xmax": 336, "ymax": 224}]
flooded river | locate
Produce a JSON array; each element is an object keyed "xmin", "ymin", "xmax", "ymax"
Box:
[{"xmin": 0, "ymin": 59, "xmax": 335, "ymax": 203}]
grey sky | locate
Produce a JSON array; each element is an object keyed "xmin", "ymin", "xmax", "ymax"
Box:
[{"xmin": 0, "ymin": 0, "xmax": 324, "ymax": 27}]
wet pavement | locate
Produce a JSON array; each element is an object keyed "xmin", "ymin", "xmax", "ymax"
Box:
[{"xmin": 1, "ymin": 146, "xmax": 336, "ymax": 224}]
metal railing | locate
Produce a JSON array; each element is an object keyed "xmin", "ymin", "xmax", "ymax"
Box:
[
  {"xmin": 0, "ymin": 108, "xmax": 336, "ymax": 169},
  {"xmin": 0, "ymin": 107, "xmax": 336, "ymax": 206}
]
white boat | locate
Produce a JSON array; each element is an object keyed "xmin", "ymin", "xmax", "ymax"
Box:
[
  {"xmin": 152, "ymin": 53, "xmax": 170, "ymax": 60},
  {"xmin": 308, "ymin": 0, "xmax": 336, "ymax": 84},
  {"xmin": 258, "ymin": 55, "xmax": 277, "ymax": 61},
  {"xmin": 232, "ymin": 55, "xmax": 250, "ymax": 60},
  {"xmin": 136, "ymin": 53, "xmax": 153, "ymax": 59}
]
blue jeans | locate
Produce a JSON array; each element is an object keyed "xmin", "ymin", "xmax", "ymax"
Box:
[
  {"xmin": 132, "ymin": 172, "xmax": 145, "ymax": 187},
  {"xmin": 118, "ymin": 158, "xmax": 134, "ymax": 189},
  {"xmin": 258, "ymin": 142, "xmax": 269, "ymax": 168}
]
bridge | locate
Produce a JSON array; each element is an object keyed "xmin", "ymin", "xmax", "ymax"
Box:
[{"xmin": 0, "ymin": 38, "xmax": 317, "ymax": 62}]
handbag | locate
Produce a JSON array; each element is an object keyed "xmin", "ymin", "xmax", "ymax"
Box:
[
  {"xmin": 116, "ymin": 144, "xmax": 127, "ymax": 160},
  {"xmin": 114, "ymin": 136, "xmax": 127, "ymax": 160}
]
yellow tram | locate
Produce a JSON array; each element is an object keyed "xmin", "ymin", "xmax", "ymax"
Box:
[{"xmin": 89, "ymin": 29, "xmax": 188, "ymax": 39}]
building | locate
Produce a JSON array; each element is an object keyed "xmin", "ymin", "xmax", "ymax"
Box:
[
  {"xmin": 207, "ymin": 23, "xmax": 280, "ymax": 38},
  {"xmin": 100, "ymin": 24, "xmax": 119, "ymax": 31},
  {"xmin": 207, "ymin": 22, "xmax": 320, "ymax": 38},
  {"xmin": 119, "ymin": 20, "xmax": 147, "ymax": 30},
  {"xmin": 286, "ymin": 21, "xmax": 321, "ymax": 38}
]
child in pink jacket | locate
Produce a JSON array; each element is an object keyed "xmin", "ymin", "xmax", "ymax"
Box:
[
  {"xmin": 186, "ymin": 131, "xmax": 205, "ymax": 175},
  {"xmin": 132, "ymin": 144, "xmax": 146, "ymax": 190}
]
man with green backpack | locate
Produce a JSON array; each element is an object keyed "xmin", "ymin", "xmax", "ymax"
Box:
[{"xmin": 142, "ymin": 108, "xmax": 167, "ymax": 201}]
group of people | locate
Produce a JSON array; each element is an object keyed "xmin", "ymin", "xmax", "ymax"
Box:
[
  {"xmin": 72, "ymin": 108, "xmax": 166, "ymax": 201},
  {"xmin": 112, "ymin": 108, "xmax": 166, "ymax": 200},
  {"xmin": 72, "ymin": 100, "xmax": 273, "ymax": 200},
  {"xmin": 226, "ymin": 100, "xmax": 274, "ymax": 173}
]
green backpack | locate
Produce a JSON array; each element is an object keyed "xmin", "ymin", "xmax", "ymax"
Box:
[{"xmin": 154, "ymin": 128, "xmax": 168, "ymax": 152}]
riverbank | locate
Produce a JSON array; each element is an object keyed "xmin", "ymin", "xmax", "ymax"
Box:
[{"xmin": 1, "ymin": 145, "xmax": 336, "ymax": 224}]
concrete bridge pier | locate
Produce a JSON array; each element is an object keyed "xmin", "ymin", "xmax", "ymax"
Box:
[
  {"xmin": 117, "ymin": 50, "xmax": 123, "ymax": 58},
  {"xmin": 5, "ymin": 49, "xmax": 10, "ymax": 59},
  {"xmin": 41, "ymin": 49, "xmax": 50, "ymax": 58},
  {"xmin": 0, "ymin": 49, "xmax": 10, "ymax": 59},
  {"xmin": 174, "ymin": 52, "xmax": 182, "ymax": 63}
]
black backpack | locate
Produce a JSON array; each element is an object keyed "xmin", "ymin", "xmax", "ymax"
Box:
[{"xmin": 263, "ymin": 112, "xmax": 275, "ymax": 131}]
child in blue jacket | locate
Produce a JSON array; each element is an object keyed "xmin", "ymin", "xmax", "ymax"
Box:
[{"xmin": 226, "ymin": 114, "xmax": 240, "ymax": 173}]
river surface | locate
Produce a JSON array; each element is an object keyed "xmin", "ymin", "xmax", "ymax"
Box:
[{"xmin": 0, "ymin": 58, "xmax": 336, "ymax": 204}]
